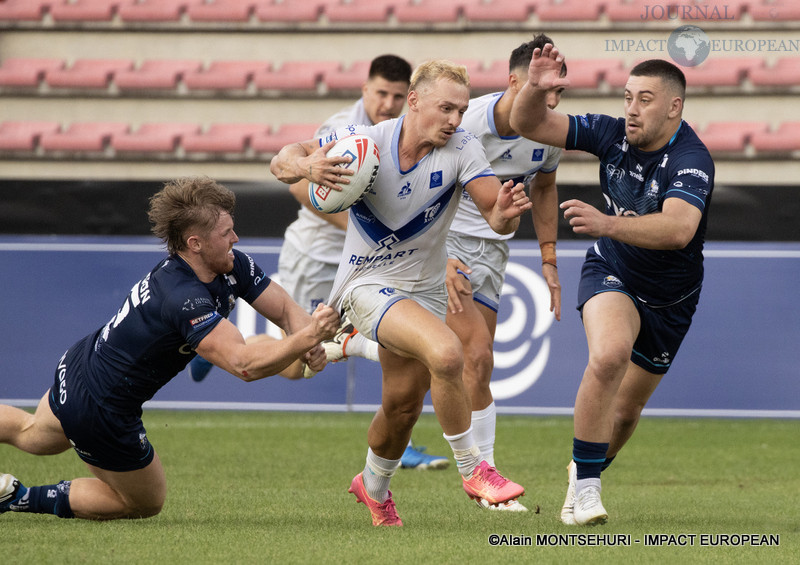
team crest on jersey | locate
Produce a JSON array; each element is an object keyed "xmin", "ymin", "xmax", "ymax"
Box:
[
  {"xmin": 430, "ymin": 171, "xmax": 442, "ymax": 188},
  {"xmin": 531, "ymin": 148, "xmax": 544, "ymax": 161},
  {"xmin": 647, "ymin": 179, "xmax": 660, "ymax": 198},
  {"xmin": 397, "ymin": 182, "xmax": 412, "ymax": 199},
  {"xmin": 228, "ymin": 294, "xmax": 236, "ymax": 312},
  {"xmin": 602, "ymin": 275, "xmax": 623, "ymax": 288}
]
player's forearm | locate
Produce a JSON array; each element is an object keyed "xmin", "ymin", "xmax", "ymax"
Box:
[
  {"xmin": 510, "ymin": 84, "xmax": 550, "ymax": 140},
  {"xmin": 488, "ymin": 208, "xmax": 520, "ymax": 235},
  {"xmin": 605, "ymin": 213, "xmax": 695, "ymax": 250},
  {"xmin": 530, "ymin": 181, "xmax": 559, "ymax": 247},
  {"xmin": 270, "ymin": 143, "xmax": 310, "ymax": 184},
  {"xmin": 237, "ymin": 329, "xmax": 320, "ymax": 381}
]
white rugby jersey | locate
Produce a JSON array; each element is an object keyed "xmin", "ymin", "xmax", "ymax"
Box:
[
  {"xmin": 450, "ymin": 92, "xmax": 561, "ymax": 240},
  {"xmin": 326, "ymin": 116, "xmax": 495, "ymax": 304},
  {"xmin": 282, "ymin": 98, "xmax": 373, "ymax": 263}
]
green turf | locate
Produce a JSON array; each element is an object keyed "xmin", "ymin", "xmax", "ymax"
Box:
[{"xmin": 1, "ymin": 411, "xmax": 797, "ymax": 564}]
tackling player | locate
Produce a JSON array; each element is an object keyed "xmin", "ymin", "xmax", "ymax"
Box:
[{"xmin": 0, "ymin": 177, "xmax": 338, "ymax": 520}]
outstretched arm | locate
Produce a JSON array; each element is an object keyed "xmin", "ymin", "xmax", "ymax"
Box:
[
  {"xmin": 270, "ymin": 139, "xmax": 354, "ymax": 190},
  {"xmin": 510, "ymin": 44, "xmax": 571, "ymax": 148}
]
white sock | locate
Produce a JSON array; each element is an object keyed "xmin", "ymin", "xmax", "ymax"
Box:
[
  {"xmin": 471, "ymin": 402, "xmax": 497, "ymax": 467},
  {"xmin": 443, "ymin": 427, "xmax": 482, "ymax": 477},
  {"xmin": 575, "ymin": 478, "xmax": 602, "ymax": 497},
  {"xmin": 362, "ymin": 448, "xmax": 401, "ymax": 503},
  {"xmin": 345, "ymin": 331, "xmax": 380, "ymax": 362}
]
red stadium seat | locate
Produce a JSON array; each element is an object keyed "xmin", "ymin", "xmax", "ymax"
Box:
[
  {"xmin": 112, "ymin": 123, "xmax": 201, "ymax": 153},
  {"xmin": 45, "ymin": 59, "xmax": 135, "ymax": 89},
  {"xmin": 119, "ymin": 0, "xmax": 203, "ymax": 22},
  {"xmin": 39, "ymin": 122, "xmax": 130, "ymax": 152},
  {"xmin": 394, "ymin": 0, "xmax": 462, "ymax": 23},
  {"xmin": 184, "ymin": 60, "xmax": 272, "ymax": 91},
  {"xmin": 536, "ymin": 0, "xmax": 604, "ymax": 22},
  {"xmin": 0, "ymin": 58, "xmax": 65, "ymax": 87},
  {"xmin": 748, "ymin": 57, "xmax": 800, "ymax": 87},
  {"xmin": 463, "ymin": 0, "xmax": 535, "ymax": 22},
  {"xmin": 468, "ymin": 59, "xmax": 510, "ymax": 92},
  {"xmin": 114, "ymin": 60, "xmax": 203, "ymax": 90},
  {"xmin": 181, "ymin": 123, "xmax": 271, "ymax": 153},
  {"xmin": 564, "ymin": 59, "xmax": 622, "ymax": 89},
  {"xmin": 698, "ymin": 121, "xmax": 769, "ymax": 152},
  {"xmin": 251, "ymin": 123, "xmax": 319, "ymax": 154},
  {"xmin": 325, "ymin": 0, "xmax": 394, "ymax": 23},
  {"xmin": 50, "ymin": 0, "xmax": 131, "ymax": 22},
  {"xmin": 749, "ymin": 0, "xmax": 800, "ymax": 21},
  {"xmin": 255, "ymin": 0, "xmax": 329, "ymax": 22},
  {"xmin": 682, "ymin": 57, "xmax": 764, "ymax": 87},
  {"xmin": 0, "ymin": 0, "xmax": 65, "ymax": 21},
  {"xmin": 187, "ymin": 0, "xmax": 260, "ymax": 22},
  {"xmin": 253, "ymin": 60, "xmax": 339, "ymax": 92},
  {"xmin": 750, "ymin": 122, "xmax": 800, "ymax": 153},
  {"xmin": 324, "ymin": 60, "xmax": 372, "ymax": 91},
  {"xmin": 0, "ymin": 121, "xmax": 61, "ymax": 151}
]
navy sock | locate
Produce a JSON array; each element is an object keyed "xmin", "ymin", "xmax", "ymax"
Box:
[
  {"xmin": 602, "ymin": 455, "xmax": 616, "ymax": 472},
  {"xmin": 15, "ymin": 481, "xmax": 75, "ymax": 519},
  {"xmin": 573, "ymin": 438, "xmax": 609, "ymax": 481}
]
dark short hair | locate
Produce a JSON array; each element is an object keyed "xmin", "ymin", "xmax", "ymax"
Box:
[
  {"xmin": 369, "ymin": 54, "xmax": 412, "ymax": 84},
  {"xmin": 630, "ymin": 59, "xmax": 686, "ymax": 98},
  {"xmin": 509, "ymin": 33, "xmax": 567, "ymax": 77},
  {"xmin": 148, "ymin": 176, "xmax": 236, "ymax": 255}
]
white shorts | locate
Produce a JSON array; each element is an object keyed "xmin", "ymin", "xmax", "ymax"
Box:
[
  {"xmin": 446, "ymin": 233, "xmax": 509, "ymax": 312},
  {"xmin": 277, "ymin": 239, "xmax": 339, "ymax": 314},
  {"xmin": 341, "ymin": 283, "xmax": 447, "ymax": 344}
]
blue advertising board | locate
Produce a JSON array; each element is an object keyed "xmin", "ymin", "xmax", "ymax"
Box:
[{"xmin": 1, "ymin": 236, "xmax": 798, "ymax": 417}]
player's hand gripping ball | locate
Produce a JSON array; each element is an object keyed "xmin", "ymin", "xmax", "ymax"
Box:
[{"xmin": 309, "ymin": 134, "xmax": 380, "ymax": 213}]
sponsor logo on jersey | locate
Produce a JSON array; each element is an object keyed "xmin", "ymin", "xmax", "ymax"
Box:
[
  {"xmin": 379, "ymin": 287, "xmax": 396, "ymax": 296},
  {"xmin": 190, "ymin": 312, "xmax": 216, "ymax": 328},
  {"xmin": 397, "ymin": 182, "xmax": 412, "ymax": 199},
  {"xmin": 629, "ymin": 169, "xmax": 644, "ymax": 182},
  {"xmin": 501, "ymin": 149, "xmax": 512, "ymax": 161},
  {"xmin": 677, "ymin": 167, "xmax": 709, "ymax": 182},
  {"xmin": 606, "ymin": 163, "xmax": 626, "ymax": 181},
  {"xmin": 430, "ymin": 170, "xmax": 442, "ymax": 188},
  {"xmin": 603, "ymin": 275, "xmax": 623, "ymax": 288},
  {"xmin": 531, "ymin": 148, "xmax": 544, "ymax": 161}
]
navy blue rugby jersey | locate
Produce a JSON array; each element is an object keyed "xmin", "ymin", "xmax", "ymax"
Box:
[
  {"xmin": 75, "ymin": 248, "xmax": 270, "ymax": 413},
  {"xmin": 566, "ymin": 114, "xmax": 714, "ymax": 305}
]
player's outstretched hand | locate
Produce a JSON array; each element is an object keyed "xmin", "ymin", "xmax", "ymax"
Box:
[
  {"xmin": 299, "ymin": 139, "xmax": 354, "ymax": 191},
  {"xmin": 561, "ymin": 199, "xmax": 610, "ymax": 238},
  {"xmin": 498, "ymin": 180, "xmax": 533, "ymax": 219},
  {"xmin": 445, "ymin": 258, "xmax": 473, "ymax": 314},
  {"xmin": 310, "ymin": 303, "xmax": 340, "ymax": 341},
  {"xmin": 528, "ymin": 43, "xmax": 570, "ymax": 92}
]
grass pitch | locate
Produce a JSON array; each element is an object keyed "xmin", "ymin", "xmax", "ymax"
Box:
[{"xmin": 1, "ymin": 411, "xmax": 797, "ymax": 564}]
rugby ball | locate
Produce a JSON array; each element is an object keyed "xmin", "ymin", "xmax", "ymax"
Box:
[{"xmin": 308, "ymin": 134, "xmax": 380, "ymax": 214}]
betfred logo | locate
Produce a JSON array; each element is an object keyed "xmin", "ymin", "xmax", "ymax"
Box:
[{"xmin": 314, "ymin": 184, "xmax": 332, "ymax": 201}]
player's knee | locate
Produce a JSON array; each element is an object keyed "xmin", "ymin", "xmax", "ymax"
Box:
[
  {"xmin": 426, "ymin": 336, "xmax": 463, "ymax": 379},
  {"xmin": 127, "ymin": 497, "xmax": 165, "ymax": 519},
  {"xmin": 615, "ymin": 401, "xmax": 645, "ymax": 429},
  {"xmin": 462, "ymin": 342, "xmax": 494, "ymax": 386},
  {"xmin": 587, "ymin": 349, "xmax": 630, "ymax": 383}
]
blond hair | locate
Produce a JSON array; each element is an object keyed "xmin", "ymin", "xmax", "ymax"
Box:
[
  {"xmin": 148, "ymin": 176, "xmax": 236, "ymax": 255},
  {"xmin": 409, "ymin": 60, "xmax": 470, "ymax": 94}
]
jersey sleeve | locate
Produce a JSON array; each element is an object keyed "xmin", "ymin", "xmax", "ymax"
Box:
[
  {"xmin": 230, "ymin": 249, "xmax": 272, "ymax": 304},
  {"xmin": 565, "ymin": 113, "xmax": 625, "ymax": 157},
  {"xmin": 457, "ymin": 129, "xmax": 495, "ymax": 186},
  {"xmin": 540, "ymin": 146, "xmax": 562, "ymax": 173},
  {"xmin": 162, "ymin": 281, "xmax": 224, "ymax": 351},
  {"xmin": 665, "ymin": 152, "xmax": 714, "ymax": 212}
]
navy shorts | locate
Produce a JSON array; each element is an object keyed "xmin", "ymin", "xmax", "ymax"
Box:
[
  {"xmin": 48, "ymin": 343, "xmax": 155, "ymax": 472},
  {"xmin": 577, "ymin": 249, "xmax": 699, "ymax": 375}
]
